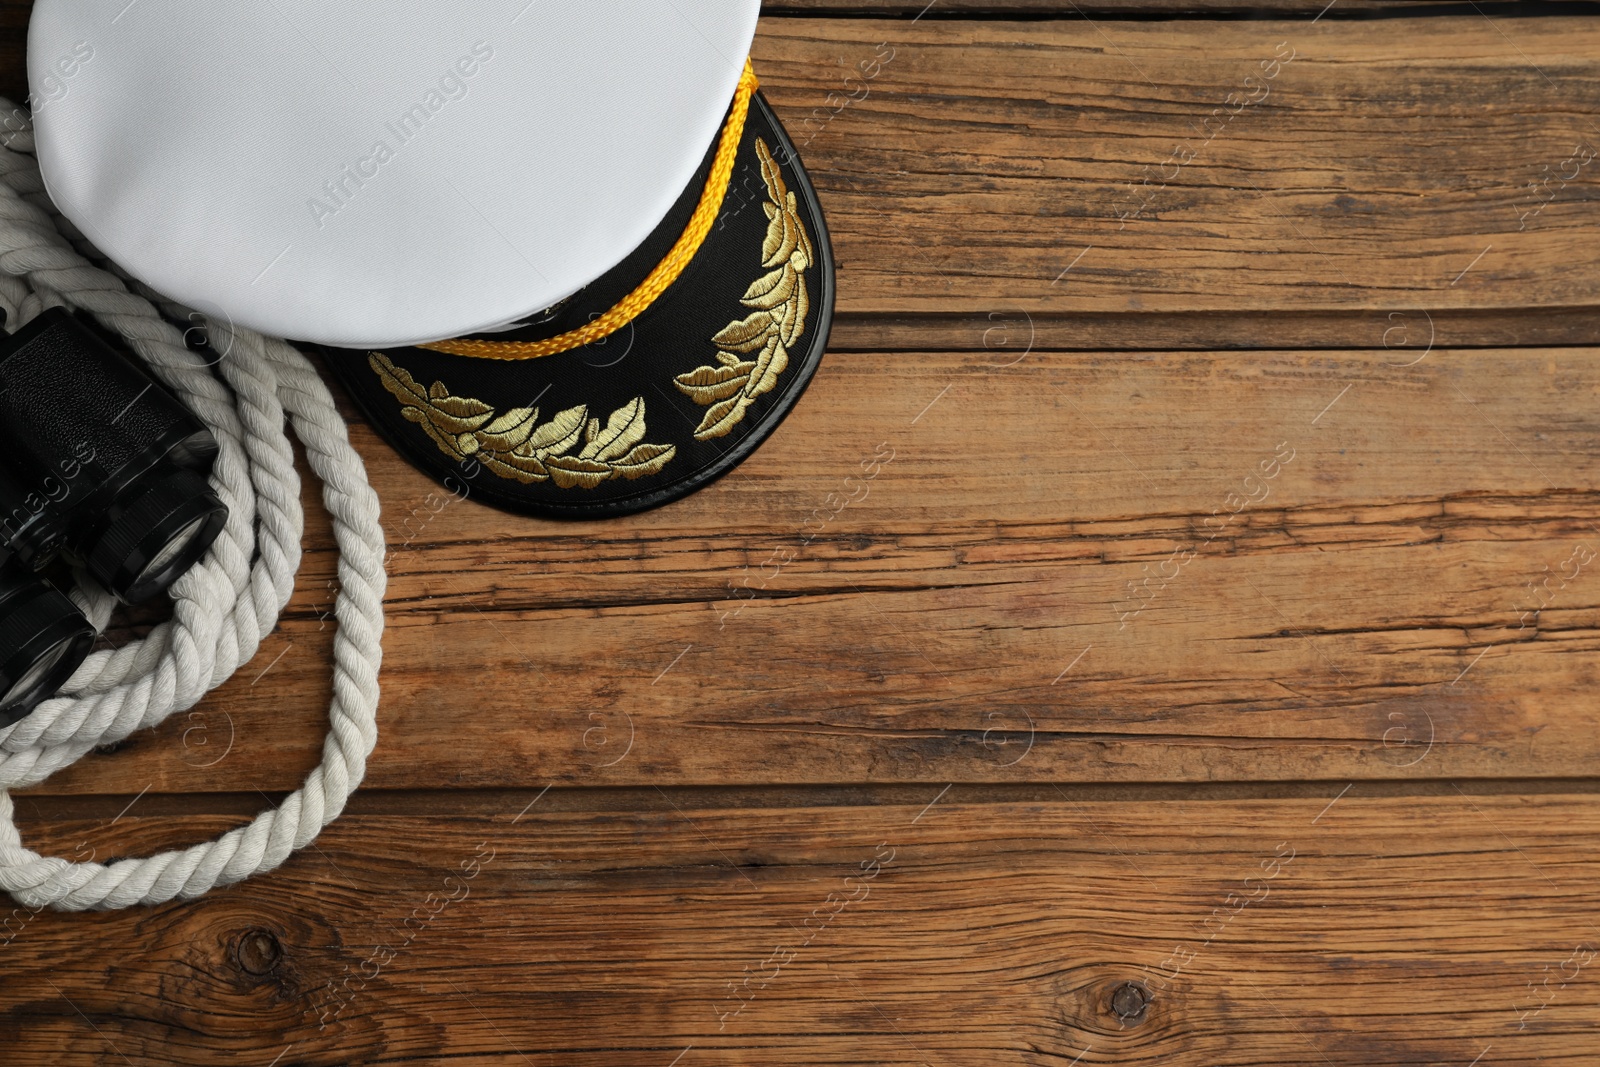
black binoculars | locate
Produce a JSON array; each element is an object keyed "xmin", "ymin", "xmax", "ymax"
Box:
[{"xmin": 0, "ymin": 308, "xmax": 228, "ymax": 726}]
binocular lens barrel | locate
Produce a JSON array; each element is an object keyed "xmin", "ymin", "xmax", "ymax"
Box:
[
  {"xmin": 0, "ymin": 308, "xmax": 230, "ymax": 724},
  {"xmin": 0, "ymin": 564, "xmax": 94, "ymax": 727},
  {"xmin": 86, "ymin": 467, "xmax": 228, "ymax": 604},
  {"xmin": 0, "ymin": 308, "xmax": 227, "ymax": 604}
]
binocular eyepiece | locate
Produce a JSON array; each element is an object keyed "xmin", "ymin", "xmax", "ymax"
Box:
[{"xmin": 0, "ymin": 308, "xmax": 228, "ymax": 727}]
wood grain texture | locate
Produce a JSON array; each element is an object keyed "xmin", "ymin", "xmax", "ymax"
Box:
[
  {"xmin": 752, "ymin": 16, "xmax": 1600, "ymax": 333},
  {"xmin": 767, "ymin": 0, "xmax": 1522, "ymax": 10},
  {"xmin": 0, "ymin": 5, "xmax": 1597, "ymax": 1067},
  {"xmin": 4, "ymin": 794, "xmax": 1600, "ymax": 1066},
  {"xmin": 829, "ymin": 305, "xmax": 1600, "ymax": 352},
  {"xmin": 0, "ymin": 13, "xmax": 1595, "ymax": 342},
  {"xmin": 23, "ymin": 344, "xmax": 1600, "ymax": 795},
  {"xmin": 0, "ymin": 2, "xmax": 1513, "ymax": 134}
]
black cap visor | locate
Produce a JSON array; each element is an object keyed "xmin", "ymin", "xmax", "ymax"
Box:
[{"xmin": 315, "ymin": 92, "xmax": 834, "ymax": 520}]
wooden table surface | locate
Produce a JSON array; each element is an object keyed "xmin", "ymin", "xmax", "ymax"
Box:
[{"xmin": 6, "ymin": 1, "xmax": 1600, "ymax": 1064}]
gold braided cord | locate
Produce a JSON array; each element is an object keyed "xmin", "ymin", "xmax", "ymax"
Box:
[{"xmin": 418, "ymin": 59, "xmax": 759, "ymax": 361}]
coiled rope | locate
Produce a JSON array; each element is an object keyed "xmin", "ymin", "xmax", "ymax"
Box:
[{"xmin": 0, "ymin": 103, "xmax": 386, "ymax": 910}]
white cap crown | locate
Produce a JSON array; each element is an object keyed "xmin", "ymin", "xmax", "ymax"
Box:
[{"xmin": 29, "ymin": 0, "xmax": 760, "ymax": 347}]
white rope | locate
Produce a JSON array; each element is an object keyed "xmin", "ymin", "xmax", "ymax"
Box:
[{"xmin": 0, "ymin": 104, "xmax": 387, "ymax": 910}]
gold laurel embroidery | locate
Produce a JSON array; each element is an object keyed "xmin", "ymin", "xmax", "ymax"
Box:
[
  {"xmin": 369, "ymin": 351, "xmax": 677, "ymax": 490},
  {"xmin": 674, "ymin": 137, "xmax": 813, "ymax": 441}
]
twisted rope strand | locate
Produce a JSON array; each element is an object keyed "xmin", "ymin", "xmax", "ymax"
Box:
[{"xmin": 0, "ymin": 100, "xmax": 386, "ymax": 910}]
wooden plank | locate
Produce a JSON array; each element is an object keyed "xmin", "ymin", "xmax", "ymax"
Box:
[
  {"xmin": 0, "ymin": 0, "xmax": 1535, "ymax": 112},
  {"xmin": 0, "ymin": 15, "xmax": 1593, "ymax": 347},
  {"xmin": 751, "ymin": 16, "xmax": 1600, "ymax": 335},
  {"xmin": 829, "ymin": 305, "xmax": 1600, "ymax": 352},
  {"xmin": 766, "ymin": 0, "xmax": 1514, "ymax": 11},
  {"xmin": 0, "ymin": 5, "xmax": 1589, "ymax": 1063},
  {"xmin": 25, "ymin": 344, "xmax": 1600, "ymax": 795},
  {"xmin": 0, "ymin": 3, "xmax": 1463, "ymax": 121},
  {"xmin": 3, "ymin": 793, "xmax": 1599, "ymax": 1065}
]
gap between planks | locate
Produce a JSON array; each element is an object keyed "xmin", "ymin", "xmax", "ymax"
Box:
[{"xmin": 21, "ymin": 778, "xmax": 1600, "ymax": 822}]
